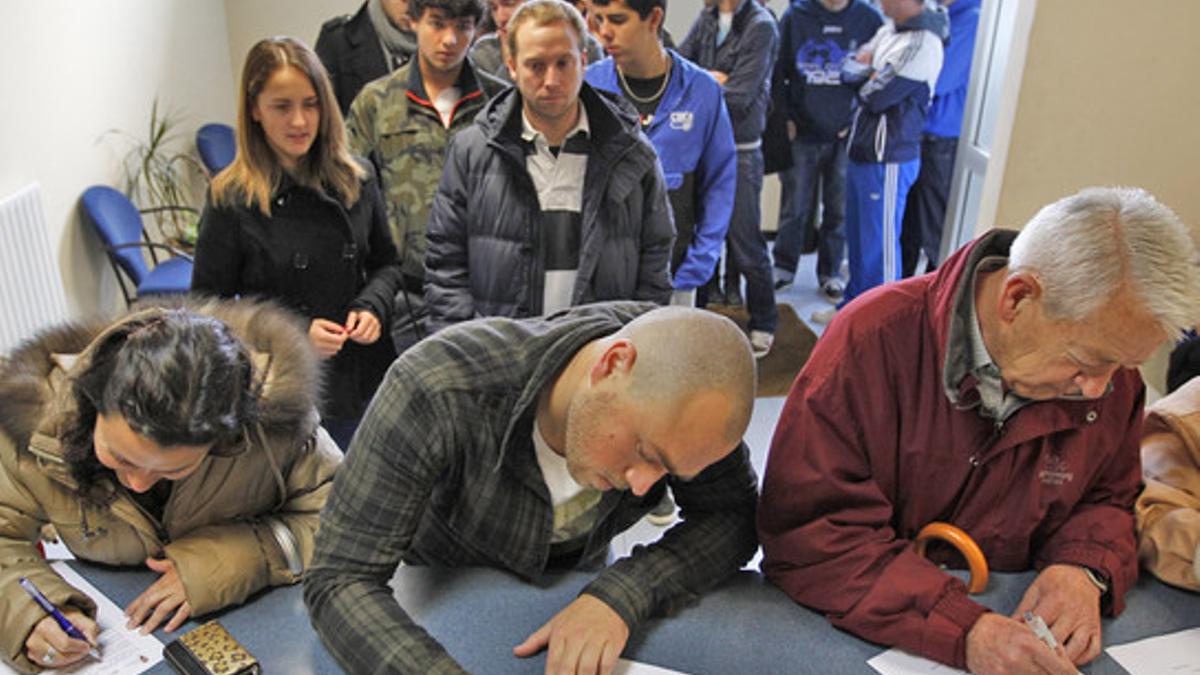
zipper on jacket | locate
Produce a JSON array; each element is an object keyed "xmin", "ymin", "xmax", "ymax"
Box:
[
  {"xmin": 968, "ymin": 418, "xmax": 1004, "ymax": 466},
  {"xmin": 123, "ymin": 489, "xmax": 172, "ymax": 544}
]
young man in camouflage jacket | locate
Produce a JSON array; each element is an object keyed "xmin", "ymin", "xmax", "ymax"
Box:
[{"xmin": 346, "ymin": 0, "xmax": 507, "ymax": 352}]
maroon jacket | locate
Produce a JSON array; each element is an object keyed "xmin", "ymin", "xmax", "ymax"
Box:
[{"xmin": 758, "ymin": 230, "xmax": 1144, "ymax": 668}]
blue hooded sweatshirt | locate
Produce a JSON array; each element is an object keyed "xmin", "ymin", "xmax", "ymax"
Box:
[{"xmin": 777, "ymin": 0, "xmax": 883, "ymax": 143}]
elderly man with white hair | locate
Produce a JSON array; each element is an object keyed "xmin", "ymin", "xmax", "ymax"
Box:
[{"xmin": 758, "ymin": 186, "xmax": 1200, "ymax": 675}]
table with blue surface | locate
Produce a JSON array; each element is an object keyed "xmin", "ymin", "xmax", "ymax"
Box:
[{"xmin": 71, "ymin": 561, "xmax": 1197, "ymax": 674}]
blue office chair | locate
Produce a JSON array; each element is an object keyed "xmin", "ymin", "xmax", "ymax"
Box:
[
  {"xmin": 80, "ymin": 186, "xmax": 194, "ymax": 306},
  {"xmin": 196, "ymin": 123, "xmax": 236, "ymax": 175}
]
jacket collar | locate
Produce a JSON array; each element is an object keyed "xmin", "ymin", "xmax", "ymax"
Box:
[
  {"xmin": 480, "ymin": 82, "xmax": 642, "ymax": 168},
  {"xmin": 404, "ymin": 56, "xmax": 489, "ymax": 103},
  {"xmin": 930, "ymin": 229, "xmax": 1014, "ymax": 378},
  {"xmin": 932, "ymin": 230, "xmax": 1122, "ymax": 439},
  {"xmin": 493, "ymin": 304, "xmax": 655, "ymax": 473},
  {"xmin": 0, "ymin": 298, "xmax": 322, "ymax": 477},
  {"xmin": 896, "ymin": 0, "xmax": 950, "ymax": 41},
  {"xmin": 345, "ymin": 2, "xmax": 375, "ymax": 48},
  {"xmin": 941, "ymin": 242, "xmax": 1013, "ymax": 409},
  {"xmin": 704, "ymin": 0, "xmax": 754, "ymax": 27},
  {"xmin": 653, "ymin": 49, "xmax": 690, "ymax": 127},
  {"xmin": 586, "ymin": 50, "xmax": 691, "ymax": 133}
]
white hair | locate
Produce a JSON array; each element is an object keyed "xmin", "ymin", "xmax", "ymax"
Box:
[{"xmin": 1007, "ymin": 186, "xmax": 1200, "ymax": 338}]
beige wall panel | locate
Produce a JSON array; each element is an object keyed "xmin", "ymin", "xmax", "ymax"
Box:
[{"xmin": 994, "ymin": 1, "xmax": 1200, "ymax": 232}]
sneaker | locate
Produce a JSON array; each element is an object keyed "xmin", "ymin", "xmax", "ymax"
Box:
[
  {"xmin": 819, "ymin": 279, "xmax": 845, "ymax": 305},
  {"xmin": 647, "ymin": 492, "xmax": 676, "ymax": 526},
  {"xmin": 811, "ymin": 308, "xmax": 837, "ymax": 325},
  {"xmin": 749, "ymin": 330, "xmax": 774, "ymax": 358},
  {"xmin": 773, "ymin": 269, "xmax": 794, "ymax": 291}
]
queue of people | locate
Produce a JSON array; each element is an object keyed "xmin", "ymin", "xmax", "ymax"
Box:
[{"xmin": 2, "ymin": 1, "xmax": 1199, "ymax": 674}]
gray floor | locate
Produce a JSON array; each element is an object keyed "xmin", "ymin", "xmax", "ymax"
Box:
[{"xmin": 612, "ymin": 247, "xmax": 832, "ymax": 564}]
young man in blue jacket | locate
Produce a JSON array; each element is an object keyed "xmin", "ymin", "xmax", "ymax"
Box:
[
  {"xmin": 816, "ymin": 0, "xmax": 946, "ymax": 323},
  {"xmin": 585, "ymin": 0, "xmax": 737, "ymax": 311},
  {"xmin": 772, "ymin": 0, "xmax": 881, "ymax": 303},
  {"xmin": 900, "ymin": 0, "xmax": 981, "ymax": 277}
]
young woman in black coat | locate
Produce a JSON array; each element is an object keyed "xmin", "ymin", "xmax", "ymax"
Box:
[{"xmin": 192, "ymin": 36, "xmax": 401, "ymax": 450}]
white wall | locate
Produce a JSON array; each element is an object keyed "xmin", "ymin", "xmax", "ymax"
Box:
[
  {"xmin": 0, "ymin": 1, "xmax": 237, "ymax": 317},
  {"xmin": 224, "ymin": 0, "xmax": 359, "ymax": 82},
  {"xmin": 993, "ymin": 1, "xmax": 1200, "ymax": 234}
]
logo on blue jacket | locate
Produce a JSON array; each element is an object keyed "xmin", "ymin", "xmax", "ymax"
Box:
[
  {"xmin": 670, "ymin": 111, "xmax": 694, "ymax": 132},
  {"xmin": 797, "ymin": 38, "xmax": 850, "ymax": 86}
]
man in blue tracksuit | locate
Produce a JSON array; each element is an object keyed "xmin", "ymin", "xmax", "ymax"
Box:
[
  {"xmin": 773, "ymin": 0, "xmax": 882, "ymax": 303},
  {"xmin": 829, "ymin": 0, "xmax": 947, "ymax": 316},
  {"xmin": 900, "ymin": 0, "xmax": 981, "ymax": 277},
  {"xmin": 679, "ymin": 0, "xmax": 779, "ymax": 357},
  {"xmin": 586, "ymin": 0, "xmax": 737, "ymax": 311}
]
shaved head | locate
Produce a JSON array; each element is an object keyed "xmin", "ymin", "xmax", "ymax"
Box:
[{"xmin": 616, "ymin": 306, "xmax": 756, "ymax": 442}]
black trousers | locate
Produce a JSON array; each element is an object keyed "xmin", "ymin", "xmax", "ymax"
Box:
[{"xmin": 901, "ymin": 134, "xmax": 959, "ymax": 277}]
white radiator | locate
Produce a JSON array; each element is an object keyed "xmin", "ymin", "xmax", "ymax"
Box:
[{"xmin": 0, "ymin": 183, "xmax": 69, "ymax": 354}]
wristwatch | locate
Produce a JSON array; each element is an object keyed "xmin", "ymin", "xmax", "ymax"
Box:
[
  {"xmin": 265, "ymin": 517, "xmax": 304, "ymax": 576},
  {"xmin": 1082, "ymin": 566, "xmax": 1109, "ymax": 593}
]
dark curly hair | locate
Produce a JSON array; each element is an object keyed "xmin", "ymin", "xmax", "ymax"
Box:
[{"xmin": 61, "ymin": 309, "xmax": 259, "ymax": 504}]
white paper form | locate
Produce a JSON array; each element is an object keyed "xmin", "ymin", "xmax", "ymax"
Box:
[
  {"xmin": 613, "ymin": 658, "xmax": 692, "ymax": 675},
  {"xmin": 1107, "ymin": 627, "xmax": 1200, "ymax": 675},
  {"xmin": 868, "ymin": 648, "xmax": 969, "ymax": 675},
  {"xmin": 1, "ymin": 562, "xmax": 163, "ymax": 675}
]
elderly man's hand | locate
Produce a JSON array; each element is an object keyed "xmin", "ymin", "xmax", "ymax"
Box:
[
  {"xmin": 1013, "ymin": 564, "xmax": 1103, "ymax": 665},
  {"xmin": 512, "ymin": 594, "xmax": 629, "ymax": 675},
  {"xmin": 966, "ymin": 613, "xmax": 1078, "ymax": 675}
]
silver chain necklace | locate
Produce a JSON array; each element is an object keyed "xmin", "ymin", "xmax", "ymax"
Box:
[{"xmin": 617, "ymin": 54, "xmax": 672, "ymax": 105}]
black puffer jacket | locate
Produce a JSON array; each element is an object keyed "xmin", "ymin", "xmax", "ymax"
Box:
[
  {"xmin": 192, "ymin": 165, "xmax": 401, "ymax": 422},
  {"xmin": 423, "ymin": 83, "xmax": 674, "ymax": 332}
]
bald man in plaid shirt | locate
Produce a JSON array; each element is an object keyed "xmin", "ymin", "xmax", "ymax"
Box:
[{"xmin": 305, "ymin": 302, "xmax": 759, "ymax": 674}]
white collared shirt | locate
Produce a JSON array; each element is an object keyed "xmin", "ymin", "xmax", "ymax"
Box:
[{"xmin": 520, "ymin": 104, "xmax": 590, "ymax": 315}]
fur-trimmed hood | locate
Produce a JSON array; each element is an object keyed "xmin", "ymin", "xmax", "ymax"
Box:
[{"xmin": 0, "ymin": 296, "xmax": 322, "ymax": 456}]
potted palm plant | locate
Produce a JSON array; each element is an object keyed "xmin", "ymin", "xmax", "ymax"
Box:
[{"xmin": 102, "ymin": 98, "xmax": 206, "ymax": 250}]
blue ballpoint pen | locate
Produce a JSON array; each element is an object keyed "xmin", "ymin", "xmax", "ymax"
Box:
[{"xmin": 18, "ymin": 577, "xmax": 102, "ymax": 661}]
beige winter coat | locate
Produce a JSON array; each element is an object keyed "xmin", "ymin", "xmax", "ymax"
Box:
[
  {"xmin": 1136, "ymin": 376, "xmax": 1200, "ymax": 591},
  {"xmin": 0, "ymin": 299, "xmax": 342, "ymax": 673}
]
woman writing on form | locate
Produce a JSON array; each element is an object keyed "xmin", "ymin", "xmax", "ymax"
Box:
[{"xmin": 0, "ymin": 301, "xmax": 340, "ymax": 672}]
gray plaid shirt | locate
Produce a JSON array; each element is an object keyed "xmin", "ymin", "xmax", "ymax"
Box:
[{"xmin": 304, "ymin": 302, "xmax": 760, "ymax": 673}]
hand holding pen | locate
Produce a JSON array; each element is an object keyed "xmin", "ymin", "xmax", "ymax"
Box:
[
  {"xmin": 19, "ymin": 577, "xmax": 102, "ymax": 668},
  {"xmin": 966, "ymin": 612, "xmax": 1079, "ymax": 675},
  {"xmin": 1013, "ymin": 564, "xmax": 1105, "ymax": 665},
  {"xmin": 1024, "ymin": 611, "xmax": 1084, "ymax": 675}
]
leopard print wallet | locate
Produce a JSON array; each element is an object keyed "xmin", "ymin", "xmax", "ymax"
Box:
[{"xmin": 163, "ymin": 621, "xmax": 261, "ymax": 675}]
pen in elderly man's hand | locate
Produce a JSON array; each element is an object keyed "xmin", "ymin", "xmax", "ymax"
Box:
[{"xmin": 1023, "ymin": 611, "xmax": 1082, "ymax": 675}]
